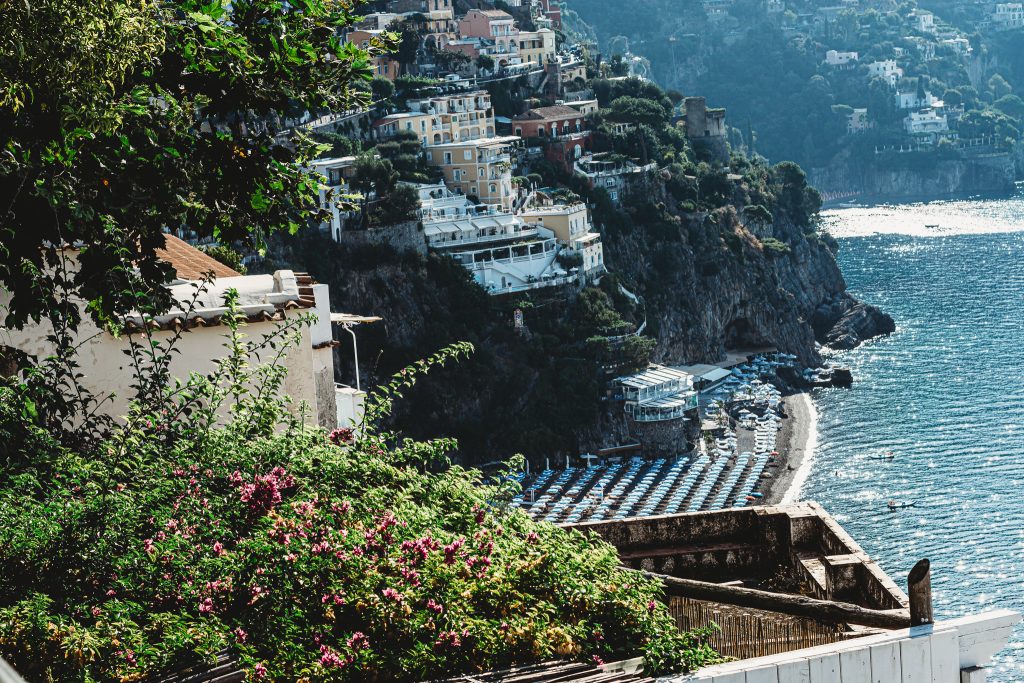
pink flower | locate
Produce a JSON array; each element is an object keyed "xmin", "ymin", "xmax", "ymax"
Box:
[
  {"xmin": 91, "ymin": 606, "xmax": 102, "ymax": 617},
  {"xmin": 106, "ymin": 589, "xmax": 117, "ymax": 597},
  {"xmin": 253, "ymin": 663, "xmax": 268, "ymax": 678},
  {"xmin": 212, "ymin": 541, "xmax": 225, "ymax": 556},
  {"xmin": 347, "ymin": 632, "xmax": 370, "ymax": 650},
  {"xmin": 199, "ymin": 598, "xmax": 213, "ymax": 614},
  {"xmin": 443, "ymin": 538, "xmax": 465, "ymax": 565},
  {"xmin": 435, "ymin": 630, "xmax": 462, "ymax": 648},
  {"xmin": 426, "ymin": 599, "xmax": 443, "ymax": 614},
  {"xmin": 647, "ymin": 600, "xmax": 657, "ymax": 612},
  {"xmin": 238, "ymin": 468, "xmax": 295, "ymax": 514},
  {"xmin": 328, "ymin": 427, "xmax": 355, "ymax": 446},
  {"xmin": 234, "ymin": 628, "xmax": 248, "ymax": 644},
  {"xmin": 382, "ymin": 587, "xmax": 403, "ymax": 603},
  {"xmin": 319, "ymin": 646, "xmax": 345, "ymax": 668},
  {"xmin": 526, "ymin": 531, "xmax": 539, "ymax": 544}
]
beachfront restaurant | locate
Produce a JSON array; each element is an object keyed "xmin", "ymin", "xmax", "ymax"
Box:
[
  {"xmin": 623, "ymin": 392, "xmax": 697, "ymax": 422},
  {"xmin": 617, "ymin": 365, "xmax": 698, "ymax": 422},
  {"xmin": 617, "ymin": 365, "xmax": 693, "ymax": 403}
]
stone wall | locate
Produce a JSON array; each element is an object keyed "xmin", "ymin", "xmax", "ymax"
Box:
[
  {"xmin": 627, "ymin": 414, "xmax": 697, "ymax": 456},
  {"xmin": 338, "ymin": 221, "xmax": 427, "ymax": 257}
]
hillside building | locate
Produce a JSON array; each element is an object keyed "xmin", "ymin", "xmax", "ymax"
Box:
[
  {"xmin": 573, "ymin": 153, "xmax": 656, "ymax": 206},
  {"xmin": 683, "ymin": 97, "xmax": 729, "ymax": 163},
  {"xmin": 512, "ymin": 105, "xmax": 587, "ymax": 138},
  {"xmin": 904, "ymin": 109, "xmax": 950, "ymax": 141},
  {"xmin": 0, "ymin": 236, "xmax": 345, "ymax": 430},
  {"xmin": 847, "ymin": 108, "xmax": 870, "ymax": 134},
  {"xmin": 825, "ymin": 50, "xmax": 859, "ymax": 67},
  {"xmin": 993, "ymin": 3, "xmax": 1024, "ymax": 29},
  {"xmin": 424, "ymin": 136, "xmax": 520, "ymax": 210},
  {"xmin": 307, "ymin": 157, "xmax": 360, "ymax": 240},
  {"xmin": 344, "ymin": 30, "xmax": 400, "ymax": 80},
  {"xmin": 867, "ymin": 59, "xmax": 903, "ymax": 88}
]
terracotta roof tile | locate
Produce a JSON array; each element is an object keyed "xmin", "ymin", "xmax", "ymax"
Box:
[{"xmin": 156, "ymin": 234, "xmax": 241, "ymax": 281}]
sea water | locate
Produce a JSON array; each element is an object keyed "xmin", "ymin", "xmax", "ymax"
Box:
[{"xmin": 798, "ymin": 194, "xmax": 1024, "ymax": 680}]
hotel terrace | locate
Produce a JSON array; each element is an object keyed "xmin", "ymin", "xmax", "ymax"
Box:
[
  {"xmin": 412, "ymin": 183, "xmax": 604, "ymax": 294},
  {"xmin": 617, "ymin": 365, "xmax": 699, "ymax": 422}
]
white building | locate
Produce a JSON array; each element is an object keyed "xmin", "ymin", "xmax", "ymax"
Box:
[
  {"xmin": 825, "ymin": 50, "xmax": 859, "ymax": 67},
  {"xmin": 574, "ymin": 153, "xmax": 657, "ymax": 206},
  {"xmin": 0, "ymin": 236, "xmax": 346, "ymax": 430},
  {"xmin": 904, "ymin": 109, "xmax": 949, "ymax": 137},
  {"xmin": 896, "ymin": 89, "xmax": 936, "ymax": 110},
  {"xmin": 847, "ymin": 108, "xmax": 869, "ymax": 134},
  {"xmin": 412, "ymin": 184, "xmax": 603, "ymax": 294},
  {"xmin": 307, "ymin": 156, "xmax": 359, "ymax": 241},
  {"xmin": 415, "ymin": 183, "xmax": 535, "ymax": 250},
  {"xmin": 941, "ymin": 37, "xmax": 972, "ymax": 55},
  {"xmin": 913, "ymin": 9, "xmax": 935, "ymax": 32},
  {"xmin": 993, "ymin": 3, "xmax": 1024, "ymax": 29},
  {"xmin": 617, "ymin": 365, "xmax": 698, "ymax": 422},
  {"xmin": 867, "ymin": 60, "xmax": 903, "ymax": 88}
]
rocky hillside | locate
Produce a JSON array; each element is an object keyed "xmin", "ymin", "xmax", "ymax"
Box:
[
  {"xmin": 277, "ymin": 161, "xmax": 891, "ymax": 466},
  {"xmin": 811, "ymin": 149, "xmax": 1017, "ymax": 200},
  {"xmin": 603, "ymin": 202, "xmax": 888, "ymax": 368}
]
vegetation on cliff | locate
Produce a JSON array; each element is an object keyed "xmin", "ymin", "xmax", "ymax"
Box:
[{"xmin": 566, "ymin": 0, "xmax": 1024, "ymax": 178}]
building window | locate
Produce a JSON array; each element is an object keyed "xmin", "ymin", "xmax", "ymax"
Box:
[
  {"xmin": 444, "ymin": 152, "xmax": 452, "ymax": 164},
  {"xmin": 463, "ymin": 150, "xmax": 472, "ymax": 160}
]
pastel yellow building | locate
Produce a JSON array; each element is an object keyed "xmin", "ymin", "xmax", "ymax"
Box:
[
  {"xmin": 517, "ymin": 28, "xmax": 556, "ymax": 66},
  {"xmin": 425, "ymin": 136, "xmax": 519, "ymax": 209}
]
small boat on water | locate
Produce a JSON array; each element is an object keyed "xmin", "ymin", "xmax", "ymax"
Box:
[
  {"xmin": 870, "ymin": 451, "xmax": 896, "ymax": 461},
  {"xmin": 888, "ymin": 500, "xmax": 916, "ymax": 510}
]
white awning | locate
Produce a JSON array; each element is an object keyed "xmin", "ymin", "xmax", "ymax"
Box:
[{"xmin": 701, "ymin": 367, "xmax": 733, "ymax": 383}]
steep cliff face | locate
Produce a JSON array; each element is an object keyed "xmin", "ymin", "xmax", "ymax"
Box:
[
  {"xmin": 601, "ymin": 204, "xmax": 887, "ymax": 368},
  {"xmin": 286, "ymin": 196, "xmax": 890, "ymax": 463},
  {"xmin": 811, "ymin": 150, "xmax": 1016, "ymax": 199}
]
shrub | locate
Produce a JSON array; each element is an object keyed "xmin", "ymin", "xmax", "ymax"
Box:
[
  {"xmin": 199, "ymin": 245, "xmax": 248, "ymax": 274},
  {"xmin": 0, "ymin": 304, "xmax": 721, "ymax": 681},
  {"xmin": 761, "ymin": 237, "xmax": 792, "ymax": 255}
]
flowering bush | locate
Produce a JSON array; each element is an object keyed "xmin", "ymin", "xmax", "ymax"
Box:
[{"xmin": 0, "ymin": 334, "xmax": 720, "ymax": 681}]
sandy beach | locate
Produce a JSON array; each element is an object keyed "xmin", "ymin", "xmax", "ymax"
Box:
[{"xmin": 763, "ymin": 391, "xmax": 816, "ymax": 505}]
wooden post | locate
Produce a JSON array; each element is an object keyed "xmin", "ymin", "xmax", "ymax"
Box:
[{"xmin": 908, "ymin": 558, "xmax": 933, "ymax": 626}]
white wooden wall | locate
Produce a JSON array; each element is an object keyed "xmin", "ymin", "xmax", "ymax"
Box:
[{"xmin": 668, "ymin": 610, "xmax": 1020, "ymax": 683}]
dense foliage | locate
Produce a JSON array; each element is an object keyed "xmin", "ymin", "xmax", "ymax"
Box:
[
  {"xmin": 569, "ymin": 0, "xmax": 1024, "ymax": 171},
  {"xmin": 267, "ymin": 234, "xmax": 651, "ymax": 463},
  {"xmin": 0, "ymin": 0, "xmax": 388, "ymax": 329},
  {"xmin": 0, "ymin": 311, "xmax": 719, "ymax": 681}
]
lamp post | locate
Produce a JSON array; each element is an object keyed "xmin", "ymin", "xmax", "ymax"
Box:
[{"xmin": 330, "ymin": 313, "xmax": 383, "ymax": 393}]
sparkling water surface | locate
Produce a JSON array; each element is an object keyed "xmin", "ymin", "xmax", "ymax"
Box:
[{"xmin": 801, "ymin": 194, "xmax": 1024, "ymax": 680}]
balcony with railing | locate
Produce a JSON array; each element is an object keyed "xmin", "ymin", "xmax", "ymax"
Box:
[{"xmin": 623, "ymin": 392, "xmax": 697, "ymax": 421}]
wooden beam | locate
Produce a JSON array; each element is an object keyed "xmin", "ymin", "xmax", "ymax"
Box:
[{"xmin": 641, "ymin": 570, "xmax": 912, "ymax": 630}]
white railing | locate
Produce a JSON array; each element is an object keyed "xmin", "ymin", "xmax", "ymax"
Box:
[
  {"xmin": 674, "ymin": 610, "xmax": 1019, "ymax": 683},
  {"xmin": 488, "ymin": 274, "xmax": 580, "ymax": 294},
  {"xmin": 428, "ymin": 227, "xmax": 539, "ymax": 249}
]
